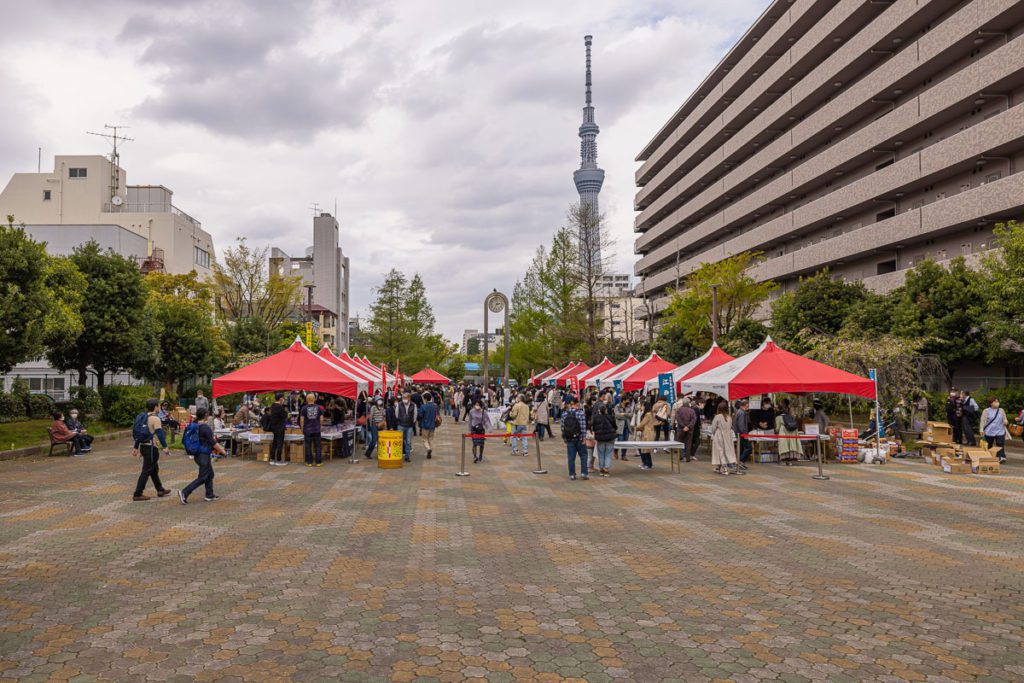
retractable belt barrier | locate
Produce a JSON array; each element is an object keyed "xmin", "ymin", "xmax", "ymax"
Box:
[{"xmin": 457, "ymin": 432, "xmax": 546, "ymax": 477}]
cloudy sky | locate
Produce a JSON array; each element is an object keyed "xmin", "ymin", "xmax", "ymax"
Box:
[{"xmin": 0, "ymin": 0, "xmax": 768, "ymax": 342}]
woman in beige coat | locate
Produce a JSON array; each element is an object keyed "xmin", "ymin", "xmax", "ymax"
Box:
[
  {"xmin": 775, "ymin": 398, "xmax": 802, "ymax": 465},
  {"xmin": 636, "ymin": 402, "xmax": 656, "ymax": 470},
  {"xmin": 711, "ymin": 401, "xmax": 742, "ymax": 475}
]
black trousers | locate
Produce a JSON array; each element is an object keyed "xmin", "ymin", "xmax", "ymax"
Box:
[
  {"xmin": 134, "ymin": 444, "xmax": 164, "ymax": 496},
  {"xmin": 961, "ymin": 416, "xmax": 977, "ymax": 446},
  {"xmin": 270, "ymin": 429, "xmax": 286, "ymax": 462},
  {"xmin": 182, "ymin": 452, "xmax": 215, "ymax": 499},
  {"xmin": 304, "ymin": 433, "xmax": 322, "ymax": 464}
]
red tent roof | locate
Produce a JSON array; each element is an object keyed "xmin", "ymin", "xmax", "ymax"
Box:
[
  {"xmin": 410, "ymin": 367, "xmax": 451, "ymax": 384},
  {"xmin": 556, "ymin": 362, "xmax": 591, "ymax": 387},
  {"xmin": 546, "ymin": 361, "xmax": 579, "ymax": 385},
  {"xmin": 212, "ymin": 340, "xmax": 366, "ymax": 399},
  {"xmin": 576, "ymin": 357, "xmax": 616, "ymax": 383},
  {"xmin": 584, "ymin": 354, "xmax": 639, "ymax": 387},
  {"xmin": 643, "ymin": 343, "xmax": 735, "ymax": 392},
  {"xmin": 532, "ymin": 367, "xmax": 557, "ymax": 385},
  {"xmin": 618, "ymin": 353, "xmax": 678, "ymax": 392},
  {"xmin": 318, "ymin": 347, "xmax": 381, "ymax": 393},
  {"xmin": 678, "ymin": 337, "xmax": 876, "ymax": 400}
]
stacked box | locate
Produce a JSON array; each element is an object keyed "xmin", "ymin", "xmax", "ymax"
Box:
[
  {"xmin": 964, "ymin": 447, "xmax": 1000, "ymax": 474},
  {"xmin": 836, "ymin": 428, "xmax": 859, "ymax": 463},
  {"xmin": 925, "ymin": 421, "xmax": 954, "ymax": 444},
  {"xmin": 942, "ymin": 458, "xmax": 971, "ymax": 474}
]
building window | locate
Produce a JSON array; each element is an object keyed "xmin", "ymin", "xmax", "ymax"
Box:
[
  {"xmin": 28, "ymin": 377, "xmax": 65, "ymax": 392},
  {"xmin": 42, "ymin": 190, "xmax": 51, "ymax": 201},
  {"xmin": 194, "ymin": 246, "xmax": 210, "ymax": 268},
  {"xmin": 876, "ymin": 208, "xmax": 895, "ymax": 222},
  {"xmin": 68, "ymin": 168, "xmax": 87, "ymax": 178},
  {"xmin": 876, "ymin": 260, "xmax": 897, "ymax": 275}
]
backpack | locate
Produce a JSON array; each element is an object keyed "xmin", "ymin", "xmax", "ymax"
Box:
[
  {"xmin": 592, "ymin": 412, "xmax": 618, "ymax": 443},
  {"xmin": 260, "ymin": 411, "xmax": 271, "ymax": 431},
  {"xmin": 182, "ymin": 423, "xmax": 212, "ymax": 456},
  {"xmin": 782, "ymin": 413, "xmax": 799, "ymax": 431},
  {"xmin": 132, "ymin": 412, "xmax": 152, "ymax": 444},
  {"xmin": 500, "ymin": 407, "xmax": 512, "ymax": 423},
  {"xmin": 562, "ymin": 412, "xmax": 582, "ymax": 441}
]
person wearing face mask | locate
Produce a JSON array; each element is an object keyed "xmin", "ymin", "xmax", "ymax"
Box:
[
  {"xmin": 365, "ymin": 398, "xmax": 386, "ymax": 459},
  {"xmin": 468, "ymin": 401, "xmax": 492, "ymax": 463},
  {"xmin": 980, "ymin": 397, "xmax": 1009, "ymax": 463},
  {"xmin": 300, "ymin": 393, "xmax": 325, "ymax": 467},
  {"xmin": 64, "ymin": 408, "xmax": 93, "ymax": 453},
  {"xmin": 396, "ymin": 392, "xmax": 417, "ymax": 462}
]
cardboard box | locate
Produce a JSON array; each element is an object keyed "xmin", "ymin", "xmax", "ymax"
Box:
[
  {"xmin": 974, "ymin": 460, "xmax": 1000, "ymax": 475},
  {"xmin": 925, "ymin": 421, "xmax": 953, "ymax": 443},
  {"xmin": 936, "ymin": 446, "xmax": 957, "ymax": 458},
  {"xmin": 942, "ymin": 458, "xmax": 971, "ymax": 474},
  {"xmin": 963, "ymin": 448, "xmax": 994, "ymax": 463}
]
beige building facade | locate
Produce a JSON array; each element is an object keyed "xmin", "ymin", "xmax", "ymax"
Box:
[
  {"xmin": 0, "ymin": 154, "xmax": 216, "ymax": 277},
  {"xmin": 634, "ymin": 0, "xmax": 1024, "ymax": 317}
]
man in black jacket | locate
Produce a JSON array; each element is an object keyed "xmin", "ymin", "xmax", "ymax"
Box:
[
  {"xmin": 674, "ymin": 399, "xmax": 699, "ymax": 462},
  {"xmin": 269, "ymin": 392, "xmax": 289, "ymax": 466}
]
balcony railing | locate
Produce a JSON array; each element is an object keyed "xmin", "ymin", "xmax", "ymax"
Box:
[{"xmin": 102, "ymin": 202, "xmax": 202, "ymax": 227}]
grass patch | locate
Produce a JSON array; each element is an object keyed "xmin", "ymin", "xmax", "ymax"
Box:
[{"xmin": 0, "ymin": 419, "xmax": 124, "ymax": 452}]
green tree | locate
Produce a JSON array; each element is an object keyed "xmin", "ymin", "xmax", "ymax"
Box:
[
  {"xmin": 801, "ymin": 332, "xmax": 923, "ymax": 409},
  {"xmin": 719, "ymin": 318, "xmax": 768, "ymax": 356},
  {"xmin": 0, "ymin": 216, "xmax": 85, "ymax": 372},
  {"xmin": 213, "ymin": 238, "xmax": 303, "ymax": 350},
  {"xmin": 770, "ymin": 269, "xmax": 868, "ymax": 351},
  {"xmin": 664, "ymin": 251, "xmax": 776, "ymax": 352},
  {"xmin": 47, "ymin": 242, "xmax": 151, "ymax": 388},
  {"xmin": 981, "ymin": 219, "xmax": 1024, "ymax": 362},
  {"xmin": 654, "ymin": 321, "xmax": 699, "ymax": 364},
  {"xmin": 145, "ymin": 272, "xmax": 228, "ymax": 393},
  {"xmin": 889, "ymin": 258, "xmax": 985, "ymax": 367},
  {"xmin": 361, "ymin": 269, "xmax": 455, "ymax": 370}
]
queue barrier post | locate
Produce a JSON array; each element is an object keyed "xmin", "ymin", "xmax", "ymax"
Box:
[
  {"xmin": 812, "ymin": 435, "xmax": 829, "ymax": 481},
  {"xmin": 532, "ymin": 433, "xmax": 547, "ymax": 474},
  {"xmin": 456, "ymin": 433, "xmax": 470, "ymax": 477}
]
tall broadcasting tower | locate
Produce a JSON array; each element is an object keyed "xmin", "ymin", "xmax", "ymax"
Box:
[{"xmin": 573, "ymin": 34, "xmax": 605, "ymax": 266}]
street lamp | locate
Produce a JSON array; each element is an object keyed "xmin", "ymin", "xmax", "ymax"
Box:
[
  {"xmin": 710, "ymin": 283, "xmax": 721, "ymax": 343},
  {"xmin": 483, "ymin": 290, "xmax": 510, "ymax": 389}
]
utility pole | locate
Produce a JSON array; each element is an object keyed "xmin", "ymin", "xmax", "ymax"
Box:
[{"xmin": 710, "ymin": 283, "xmax": 721, "ymax": 343}]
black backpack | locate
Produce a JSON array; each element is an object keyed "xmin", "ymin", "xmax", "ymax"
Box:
[
  {"xmin": 562, "ymin": 412, "xmax": 582, "ymax": 441},
  {"xmin": 260, "ymin": 411, "xmax": 271, "ymax": 431}
]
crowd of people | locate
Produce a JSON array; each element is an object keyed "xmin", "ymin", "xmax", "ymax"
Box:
[{"xmin": 124, "ymin": 377, "xmax": 1024, "ymax": 500}]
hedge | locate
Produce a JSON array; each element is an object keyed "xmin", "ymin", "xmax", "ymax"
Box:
[{"xmin": 100, "ymin": 385, "xmax": 158, "ymax": 427}]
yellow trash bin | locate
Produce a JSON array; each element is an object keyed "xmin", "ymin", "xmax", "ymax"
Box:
[{"xmin": 377, "ymin": 430, "xmax": 404, "ymax": 469}]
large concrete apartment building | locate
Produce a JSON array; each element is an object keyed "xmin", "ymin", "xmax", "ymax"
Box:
[
  {"xmin": 0, "ymin": 154, "xmax": 216, "ymax": 277},
  {"xmin": 269, "ymin": 213, "xmax": 351, "ymax": 350},
  {"xmin": 634, "ymin": 0, "xmax": 1024, "ymax": 317}
]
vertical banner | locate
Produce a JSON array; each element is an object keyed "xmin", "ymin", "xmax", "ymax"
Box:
[
  {"xmin": 657, "ymin": 373, "xmax": 676, "ymax": 403},
  {"xmin": 569, "ymin": 376, "xmax": 580, "ymax": 395},
  {"xmin": 381, "ymin": 363, "xmax": 388, "ymax": 397},
  {"xmin": 529, "ymin": 369, "xmax": 535, "ymax": 386},
  {"xmin": 305, "ymin": 321, "xmax": 313, "ymax": 347},
  {"xmin": 613, "ymin": 379, "xmax": 623, "ymax": 396}
]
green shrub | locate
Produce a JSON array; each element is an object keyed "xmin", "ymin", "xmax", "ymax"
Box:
[
  {"xmin": 27, "ymin": 394, "xmax": 54, "ymax": 419},
  {"xmin": 982, "ymin": 385, "xmax": 1024, "ymax": 416},
  {"xmin": 9, "ymin": 377, "xmax": 29, "ymax": 417},
  {"xmin": 100, "ymin": 385, "xmax": 157, "ymax": 427},
  {"xmin": 0, "ymin": 391, "xmax": 23, "ymax": 423},
  {"xmin": 69, "ymin": 385, "xmax": 103, "ymax": 418}
]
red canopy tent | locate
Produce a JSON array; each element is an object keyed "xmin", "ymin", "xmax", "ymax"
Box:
[
  {"xmin": 545, "ymin": 361, "xmax": 579, "ymax": 386},
  {"xmin": 617, "ymin": 352, "xmax": 678, "ymax": 392},
  {"xmin": 317, "ymin": 347, "xmax": 381, "ymax": 393},
  {"xmin": 575, "ymin": 357, "xmax": 616, "ymax": 385},
  {"xmin": 584, "ymin": 354, "xmax": 639, "ymax": 388},
  {"xmin": 677, "ymin": 337, "xmax": 876, "ymax": 400},
  {"xmin": 556, "ymin": 361, "xmax": 591, "ymax": 387},
  {"xmin": 531, "ymin": 367, "xmax": 557, "ymax": 386},
  {"xmin": 410, "ymin": 367, "xmax": 451, "ymax": 384},
  {"xmin": 212, "ymin": 339, "xmax": 368, "ymax": 399},
  {"xmin": 643, "ymin": 343, "xmax": 735, "ymax": 393}
]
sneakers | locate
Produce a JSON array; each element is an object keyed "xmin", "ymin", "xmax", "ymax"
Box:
[
  {"xmin": 306, "ymin": 463, "xmax": 313, "ymax": 467},
  {"xmin": 178, "ymin": 490, "xmax": 187, "ymax": 505},
  {"xmin": 315, "ymin": 463, "xmax": 323, "ymax": 467},
  {"xmin": 132, "ymin": 495, "xmax": 150, "ymax": 501},
  {"xmin": 580, "ymin": 474, "xmax": 589, "ymax": 480},
  {"xmin": 569, "ymin": 475, "xmax": 577, "ymax": 481},
  {"xmin": 204, "ymin": 495, "xmax": 220, "ymax": 501},
  {"xmin": 157, "ymin": 489, "xmax": 172, "ymax": 498},
  {"xmin": 640, "ymin": 465, "xmax": 651, "ymax": 470}
]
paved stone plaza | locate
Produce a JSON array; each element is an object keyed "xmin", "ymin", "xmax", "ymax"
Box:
[{"xmin": 0, "ymin": 423, "xmax": 1022, "ymax": 682}]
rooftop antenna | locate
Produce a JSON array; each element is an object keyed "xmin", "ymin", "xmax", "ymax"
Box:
[
  {"xmin": 309, "ymin": 202, "xmax": 321, "ymax": 216},
  {"xmin": 87, "ymin": 124, "xmax": 134, "ymax": 205}
]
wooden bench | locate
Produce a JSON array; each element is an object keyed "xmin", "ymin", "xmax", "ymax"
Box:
[{"xmin": 47, "ymin": 428, "xmax": 75, "ymax": 456}]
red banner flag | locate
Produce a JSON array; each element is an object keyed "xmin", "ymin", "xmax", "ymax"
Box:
[{"xmin": 381, "ymin": 363, "xmax": 387, "ymax": 395}]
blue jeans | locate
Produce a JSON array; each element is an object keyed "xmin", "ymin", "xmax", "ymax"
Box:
[
  {"xmin": 566, "ymin": 440, "xmax": 588, "ymax": 477},
  {"xmin": 738, "ymin": 437, "xmax": 752, "ymax": 463},
  {"xmin": 511, "ymin": 425, "xmax": 529, "ymax": 454},
  {"xmin": 182, "ymin": 452, "xmax": 214, "ymax": 499},
  {"xmin": 401, "ymin": 426, "xmax": 414, "ymax": 459},
  {"xmin": 364, "ymin": 424, "xmax": 379, "ymax": 457},
  {"xmin": 617, "ymin": 423, "xmax": 630, "ymax": 456},
  {"xmin": 596, "ymin": 441, "xmax": 614, "ymax": 469}
]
